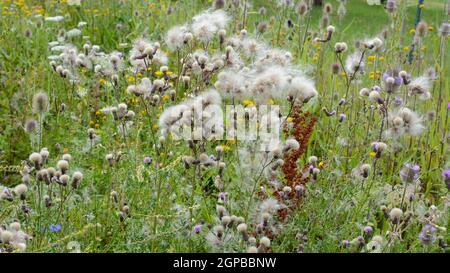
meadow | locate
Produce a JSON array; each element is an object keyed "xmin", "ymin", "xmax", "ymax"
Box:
[{"xmin": 0, "ymin": 0, "xmax": 449, "ymax": 253}]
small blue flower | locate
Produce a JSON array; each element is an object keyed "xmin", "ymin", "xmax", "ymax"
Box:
[{"xmin": 49, "ymin": 224, "xmax": 61, "ymax": 233}]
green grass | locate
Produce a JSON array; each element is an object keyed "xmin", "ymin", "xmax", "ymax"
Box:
[{"xmin": 0, "ymin": 0, "xmax": 449, "ymax": 253}]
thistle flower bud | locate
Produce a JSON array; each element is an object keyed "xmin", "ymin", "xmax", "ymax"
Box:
[
  {"xmin": 327, "ymin": 25, "xmax": 335, "ymax": 34},
  {"xmin": 218, "ymin": 29, "xmax": 226, "ymax": 46},
  {"xmin": 320, "ymin": 15, "xmax": 329, "ymax": 29},
  {"xmin": 283, "ymin": 186, "xmax": 292, "ymax": 194},
  {"xmin": 386, "ymin": 0, "xmax": 397, "ymax": 13},
  {"xmin": 25, "ymin": 119, "xmax": 38, "ymax": 133},
  {"xmin": 283, "ymin": 139, "xmax": 300, "ymax": 153},
  {"xmin": 59, "ymin": 174, "xmax": 70, "ymax": 186},
  {"xmin": 0, "ymin": 230, "xmax": 13, "ymax": 244},
  {"xmin": 295, "ymin": 184, "xmax": 305, "ymax": 198},
  {"xmin": 295, "ymin": 1, "xmax": 307, "ymax": 16},
  {"xmin": 88, "ymin": 128, "xmax": 95, "ymax": 140},
  {"xmin": 71, "ymin": 171, "xmax": 83, "ymax": 189},
  {"xmin": 237, "ymin": 223, "xmax": 247, "ymax": 233},
  {"xmin": 44, "ymin": 195, "xmax": 52, "ymax": 207},
  {"xmin": 256, "ymin": 21, "xmax": 267, "ymax": 34},
  {"xmin": 438, "ymin": 22, "xmax": 450, "ymax": 37},
  {"xmin": 369, "ymin": 91, "xmax": 383, "ymax": 104},
  {"xmin": 371, "ymin": 142, "xmax": 387, "ymax": 158},
  {"xmin": 258, "ymin": 236, "xmax": 271, "ymax": 253},
  {"xmin": 122, "ymin": 205, "xmax": 129, "ymax": 214},
  {"xmin": 221, "ymin": 215, "xmax": 231, "ymax": 227},
  {"xmin": 247, "ymin": 246, "xmax": 258, "ymax": 253},
  {"xmin": 331, "ymin": 63, "xmax": 340, "ymax": 74},
  {"xmin": 32, "ymin": 92, "xmax": 49, "ymax": 114},
  {"xmin": 237, "ymin": 223, "xmax": 249, "ymax": 241},
  {"xmin": 160, "ymin": 66, "xmax": 168, "ymax": 73},
  {"xmin": 62, "ymin": 153, "xmax": 72, "ymax": 162},
  {"xmin": 10, "ymin": 222, "xmax": 21, "ymax": 232},
  {"xmin": 359, "ymin": 88, "xmax": 370, "ymax": 97},
  {"xmin": 334, "ymin": 42, "xmax": 347, "ymax": 53},
  {"xmin": 323, "ymin": 3, "xmax": 333, "ymax": 14},
  {"xmin": 416, "ymin": 21, "xmax": 428, "ymax": 38},
  {"xmin": 308, "ymin": 156, "xmax": 318, "ymax": 165},
  {"xmin": 40, "ymin": 148, "xmax": 49, "ymax": 163},
  {"xmin": 29, "ymin": 152, "xmax": 42, "ymax": 169},
  {"xmin": 312, "ymin": 168, "xmax": 320, "ymax": 180},
  {"xmin": 57, "ymin": 160, "xmax": 69, "ymax": 174},
  {"xmin": 361, "ymin": 164, "xmax": 371, "ymax": 178},
  {"xmin": 182, "ymin": 155, "xmax": 195, "ymax": 169},
  {"xmin": 389, "ymin": 208, "xmax": 403, "ymax": 224},
  {"xmin": 216, "ymin": 205, "xmax": 226, "ymax": 219},
  {"xmin": 14, "ymin": 184, "xmax": 28, "ymax": 200},
  {"xmin": 214, "ymin": 225, "xmax": 224, "ymax": 238},
  {"xmin": 105, "ymin": 153, "xmax": 114, "ymax": 167},
  {"xmin": 110, "ymin": 191, "xmax": 119, "ymax": 203}
]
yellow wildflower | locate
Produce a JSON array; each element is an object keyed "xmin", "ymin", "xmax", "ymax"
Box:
[
  {"xmin": 221, "ymin": 145, "xmax": 231, "ymax": 152},
  {"xmin": 369, "ymin": 151, "xmax": 376, "ymax": 157},
  {"xmin": 242, "ymin": 99, "xmax": 254, "ymax": 106},
  {"xmin": 98, "ymin": 79, "xmax": 106, "ymax": 86},
  {"xmin": 287, "ymin": 117, "xmax": 294, "ymax": 123},
  {"xmin": 227, "ymin": 139, "xmax": 236, "ymax": 145},
  {"xmin": 126, "ymin": 75, "xmax": 134, "ymax": 83}
]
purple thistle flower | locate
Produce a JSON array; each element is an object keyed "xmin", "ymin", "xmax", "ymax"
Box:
[
  {"xmin": 382, "ymin": 71, "xmax": 402, "ymax": 93},
  {"xmin": 372, "ymin": 85, "xmax": 381, "ymax": 92},
  {"xmin": 193, "ymin": 224, "xmax": 201, "ymax": 234},
  {"xmin": 342, "ymin": 240, "xmax": 349, "ymax": 248},
  {"xmin": 399, "ymin": 163, "xmax": 420, "ymax": 183},
  {"xmin": 392, "ymin": 96, "xmax": 403, "ymax": 107},
  {"xmin": 447, "ymin": 102, "xmax": 450, "ymax": 110},
  {"xmin": 338, "ymin": 114, "xmax": 346, "ymax": 122},
  {"xmin": 143, "ymin": 156, "xmax": 152, "ymax": 165},
  {"xmin": 442, "ymin": 169, "xmax": 450, "ymax": 180},
  {"xmin": 363, "ymin": 226, "xmax": 373, "ymax": 235},
  {"xmin": 418, "ymin": 224, "xmax": 437, "ymax": 245},
  {"xmin": 218, "ymin": 192, "xmax": 226, "ymax": 201},
  {"xmin": 442, "ymin": 169, "xmax": 450, "ymax": 189}
]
